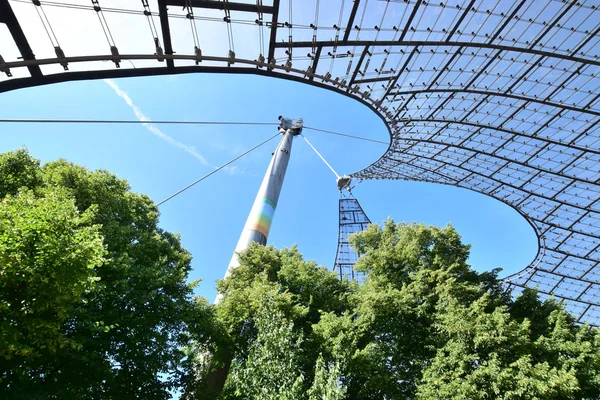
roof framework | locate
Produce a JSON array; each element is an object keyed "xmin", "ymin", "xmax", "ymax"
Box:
[{"xmin": 0, "ymin": 0, "xmax": 599, "ymax": 324}]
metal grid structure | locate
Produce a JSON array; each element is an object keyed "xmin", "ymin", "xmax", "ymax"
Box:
[
  {"xmin": 1, "ymin": 0, "xmax": 599, "ymax": 325},
  {"xmin": 334, "ymin": 196, "xmax": 371, "ymax": 283}
]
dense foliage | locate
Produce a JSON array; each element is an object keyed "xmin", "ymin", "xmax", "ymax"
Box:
[
  {"xmin": 0, "ymin": 149, "xmax": 213, "ymax": 399},
  {"xmin": 189, "ymin": 244, "xmax": 350, "ymax": 400},
  {"xmin": 2, "ymin": 148, "xmax": 599, "ymax": 399},
  {"xmin": 192, "ymin": 221, "xmax": 600, "ymax": 400},
  {"xmin": 0, "ymin": 188, "xmax": 105, "ymax": 362}
]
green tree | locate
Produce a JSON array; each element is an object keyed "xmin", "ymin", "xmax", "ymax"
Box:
[
  {"xmin": 225, "ymin": 304, "xmax": 305, "ymax": 400},
  {"xmin": 308, "ymin": 355, "xmax": 346, "ymax": 400},
  {"xmin": 206, "ymin": 220, "xmax": 600, "ymax": 400},
  {"xmin": 0, "ymin": 148, "xmax": 42, "ymax": 199},
  {"xmin": 0, "ymin": 188, "xmax": 105, "ymax": 363},
  {"xmin": 187, "ymin": 243, "xmax": 353, "ymax": 400},
  {"xmin": 225, "ymin": 309, "xmax": 346, "ymax": 400},
  {"xmin": 0, "ymin": 149, "xmax": 213, "ymax": 399},
  {"xmin": 316, "ymin": 220, "xmax": 600, "ymax": 399},
  {"xmin": 416, "ymin": 291, "xmax": 600, "ymax": 399}
]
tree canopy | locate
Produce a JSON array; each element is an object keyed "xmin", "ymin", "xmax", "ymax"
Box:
[
  {"xmin": 2, "ymin": 148, "xmax": 599, "ymax": 400},
  {"xmin": 191, "ymin": 221, "xmax": 600, "ymax": 400},
  {"xmin": 0, "ymin": 149, "xmax": 213, "ymax": 399}
]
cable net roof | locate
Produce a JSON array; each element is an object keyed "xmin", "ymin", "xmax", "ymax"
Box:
[{"xmin": 1, "ymin": 0, "xmax": 599, "ymax": 325}]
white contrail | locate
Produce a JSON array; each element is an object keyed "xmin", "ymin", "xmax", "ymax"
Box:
[{"xmin": 104, "ymin": 79, "xmax": 210, "ymax": 166}]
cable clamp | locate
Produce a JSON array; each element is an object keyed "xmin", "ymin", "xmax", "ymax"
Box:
[
  {"xmin": 194, "ymin": 46, "xmax": 202, "ymax": 64},
  {"xmin": 110, "ymin": 46, "xmax": 121, "ymax": 68},
  {"xmin": 54, "ymin": 46, "xmax": 68, "ymax": 70},
  {"xmin": 0, "ymin": 55, "xmax": 11, "ymax": 77},
  {"xmin": 156, "ymin": 46, "xmax": 165, "ymax": 62},
  {"xmin": 337, "ymin": 175, "xmax": 352, "ymax": 191},
  {"xmin": 305, "ymin": 66, "xmax": 314, "ymax": 78}
]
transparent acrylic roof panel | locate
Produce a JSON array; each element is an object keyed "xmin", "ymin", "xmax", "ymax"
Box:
[{"xmin": 1, "ymin": 0, "xmax": 599, "ymax": 325}]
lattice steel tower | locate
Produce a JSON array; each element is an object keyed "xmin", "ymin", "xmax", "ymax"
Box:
[{"xmin": 334, "ymin": 193, "xmax": 371, "ymax": 283}]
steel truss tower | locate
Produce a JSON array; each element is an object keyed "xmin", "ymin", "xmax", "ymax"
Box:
[{"xmin": 334, "ymin": 195, "xmax": 371, "ymax": 283}]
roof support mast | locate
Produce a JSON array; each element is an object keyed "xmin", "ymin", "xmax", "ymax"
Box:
[
  {"xmin": 216, "ymin": 116, "xmax": 303, "ymax": 303},
  {"xmin": 205, "ymin": 117, "xmax": 302, "ymax": 397}
]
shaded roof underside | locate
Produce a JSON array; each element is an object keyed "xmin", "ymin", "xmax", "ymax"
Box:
[{"xmin": 1, "ymin": 0, "xmax": 599, "ymax": 325}]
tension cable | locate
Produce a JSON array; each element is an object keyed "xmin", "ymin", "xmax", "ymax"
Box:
[
  {"xmin": 301, "ymin": 133, "xmax": 340, "ymax": 179},
  {"xmin": 156, "ymin": 132, "xmax": 280, "ymax": 206}
]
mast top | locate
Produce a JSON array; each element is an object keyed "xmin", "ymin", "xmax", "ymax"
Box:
[{"xmin": 278, "ymin": 116, "xmax": 303, "ymax": 135}]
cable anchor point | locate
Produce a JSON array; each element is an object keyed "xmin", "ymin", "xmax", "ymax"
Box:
[
  {"xmin": 278, "ymin": 116, "xmax": 303, "ymax": 135},
  {"xmin": 337, "ymin": 175, "xmax": 352, "ymax": 192}
]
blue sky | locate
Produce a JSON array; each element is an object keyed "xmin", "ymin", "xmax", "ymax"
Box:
[{"xmin": 0, "ymin": 73, "xmax": 538, "ymax": 301}]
